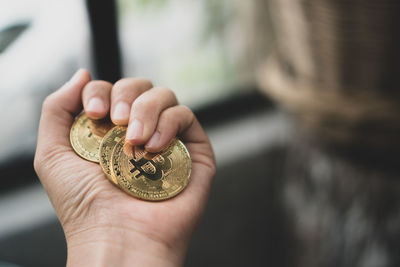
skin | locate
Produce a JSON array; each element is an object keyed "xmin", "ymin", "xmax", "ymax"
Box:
[{"xmin": 34, "ymin": 69, "xmax": 216, "ymax": 266}]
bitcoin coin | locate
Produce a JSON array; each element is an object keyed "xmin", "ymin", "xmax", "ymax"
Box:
[
  {"xmin": 111, "ymin": 138, "xmax": 191, "ymax": 201},
  {"xmin": 99, "ymin": 126, "xmax": 126, "ymax": 185},
  {"xmin": 70, "ymin": 113, "xmax": 114, "ymax": 162}
]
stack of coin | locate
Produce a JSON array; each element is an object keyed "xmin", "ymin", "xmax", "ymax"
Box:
[{"xmin": 70, "ymin": 112, "xmax": 192, "ymax": 201}]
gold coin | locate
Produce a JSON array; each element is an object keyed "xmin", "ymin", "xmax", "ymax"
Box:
[
  {"xmin": 99, "ymin": 126, "xmax": 126, "ymax": 185},
  {"xmin": 70, "ymin": 113, "xmax": 114, "ymax": 162},
  {"xmin": 111, "ymin": 138, "xmax": 192, "ymax": 201}
]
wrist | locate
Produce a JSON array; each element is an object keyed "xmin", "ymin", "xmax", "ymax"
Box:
[{"xmin": 65, "ymin": 224, "xmax": 185, "ymax": 267}]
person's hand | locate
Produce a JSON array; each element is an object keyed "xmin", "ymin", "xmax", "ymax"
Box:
[{"xmin": 34, "ymin": 69, "xmax": 216, "ymax": 267}]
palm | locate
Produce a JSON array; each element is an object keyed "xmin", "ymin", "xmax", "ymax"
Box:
[{"xmin": 50, "ymin": 139, "xmax": 214, "ymax": 245}]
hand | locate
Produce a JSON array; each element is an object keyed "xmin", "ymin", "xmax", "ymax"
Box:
[{"xmin": 34, "ymin": 69, "xmax": 216, "ymax": 267}]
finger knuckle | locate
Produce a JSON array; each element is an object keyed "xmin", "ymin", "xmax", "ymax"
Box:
[
  {"xmin": 133, "ymin": 97, "xmax": 155, "ymax": 111},
  {"xmin": 179, "ymin": 105, "xmax": 195, "ymax": 121},
  {"xmin": 155, "ymin": 87, "xmax": 177, "ymax": 102},
  {"xmin": 160, "ymin": 108, "xmax": 177, "ymax": 122},
  {"xmin": 161, "ymin": 105, "xmax": 194, "ymax": 126},
  {"xmin": 178, "ymin": 104, "xmax": 192, "ymax": 114},
  {"xmin": 83, "ymin": 80, "xmax": 96, "ymax": 89},
  {"xmin": 83, "ymin": 81, "xmax": 112, "ymax": 96},
  {"xmin": 158, "ymin": 86, "xmax": 174, "ymax": 95},
  {"xmin": 166, "ymin": 90, "xmax": 177, "ymax": 102},
  {"xmin": 42, "ymin": 94, "xmax": 57, "ymax": 112},
  {"xmin": 135, "ymin": 78, "xmax": 153, "ymax": 89},
  {"xmin": 95, "ymin": 80, "xmax": 112, "ymax": 87},
  {"xmin": 114, "ymin": 78, "xmax": 153, "ymax": 92},
  {"xmin": 113, "ymin": 78, "xmax": 130, "ymax": 89},
  {"xmin": 87, "ymin": 80, "xmax": 112, "ymax": 89}
]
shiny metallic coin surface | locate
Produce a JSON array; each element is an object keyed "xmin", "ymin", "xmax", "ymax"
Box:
[
  {"xmin": 111, "ymin": 138, "xmax": 192, "ymax": 201},
  {"xmin": 70, "ymin": 113, "xmax": 114, "ymax": 162},
  {"xmin": 99, "ymin": 126, "xmax": 126, "ymax": 185}
]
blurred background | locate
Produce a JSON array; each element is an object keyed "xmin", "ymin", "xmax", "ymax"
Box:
[{"xmin": 0, "ymin": 0, "xmax": 399, "ymax": 266}]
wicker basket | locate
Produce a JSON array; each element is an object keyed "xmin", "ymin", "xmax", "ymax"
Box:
[{"xmin": 259, "ymin": 0, "xmax": 400, "ymax": 155}]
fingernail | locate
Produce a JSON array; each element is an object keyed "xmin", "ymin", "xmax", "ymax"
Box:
[
  {"xmin": 146, "ymin": 131, "xmax": 161, "ymax": 148},
  {"xmin": 69, "ymin": 69, "xmax": 85, "ymax": 84},
  {"xmin": 86, "ymin": 97, "xmax": 105, "ymax": 113},
  {"xmin": 127, "ymin": 120, "xmax": 143, "ymax": 141},
  {"xmin": 113, "ymin": 102, "xmax": 130, "ymax": 122}
]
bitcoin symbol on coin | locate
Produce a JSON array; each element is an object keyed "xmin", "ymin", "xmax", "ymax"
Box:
[
  {"xmin": 129, "ymin": 150, "xmax": 172, "ymax": 181},
  {"xmin": 111, "ymin": 138, "xmax": 191, "ymax": 201}
]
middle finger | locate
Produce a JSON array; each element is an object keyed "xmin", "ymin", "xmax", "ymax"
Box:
[{"xmin": 110, "ymin": 78, "xmax": 153, "ymax": 125}]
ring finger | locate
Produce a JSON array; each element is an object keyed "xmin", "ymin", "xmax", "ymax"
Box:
[{"xmin": 126, "ymin": 87, "xmax": 178, "ymax": 145}]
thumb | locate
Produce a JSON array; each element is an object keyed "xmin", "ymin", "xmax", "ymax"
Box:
[{"xmin": 35, "ymin": 69, "xmax": 91, "ymax": 157}]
